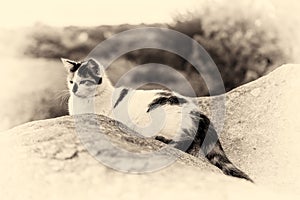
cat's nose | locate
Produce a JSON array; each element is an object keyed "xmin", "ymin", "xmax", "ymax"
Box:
[{"xmin": 72, "ymin": 83, "xmax": 78, "ymax": 93}]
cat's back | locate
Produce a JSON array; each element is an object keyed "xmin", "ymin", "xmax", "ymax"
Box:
[{"xmin": 112, "ymin": 88, "xmax": 198, "ymax": 138}]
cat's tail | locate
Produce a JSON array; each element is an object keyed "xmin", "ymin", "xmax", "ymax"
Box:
[
  {"xmin": 156, "ymin": 134, "xmax": 253, "ymax": 182},
  {"xmin": 204, "ymin": 140, "xmax": 253, "ymax": 182},
  {"xmin": 188, "ymin": 112, "xmax": 254, "ymax": 182},
  {"xmin": 155, "ymin": 111, "xmax": 253, "ymax": 182}
]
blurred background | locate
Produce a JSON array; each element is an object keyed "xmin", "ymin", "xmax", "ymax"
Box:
[{"xmin": 0, "ymin": 0, "xmax": 299, "ymax": 131}]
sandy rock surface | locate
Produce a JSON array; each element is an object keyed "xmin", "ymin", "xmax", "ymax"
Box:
[
  {"xmin": 198, "ymin": 64, "xmax": 300, "ymax": 194},
  {"xmin": 0, "ymin": 64, "xmax": 299, "ymax": 199}
]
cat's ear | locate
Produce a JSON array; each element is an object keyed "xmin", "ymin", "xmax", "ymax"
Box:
[
  {"xmin": 86, "ymin": 58, "xmax": 101, "ymax": 74},
  {"xmin": 86, "ymin": 58, "xmax": 99, "ymax": 68},
  {"xmin": 61, "ymin": 58, "xmax": 80, "ymax": 73}
]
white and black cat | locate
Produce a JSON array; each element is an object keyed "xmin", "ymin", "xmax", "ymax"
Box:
[{"xmin": 62, "ymin": 57, "xmax": 253, "ymax": 182}]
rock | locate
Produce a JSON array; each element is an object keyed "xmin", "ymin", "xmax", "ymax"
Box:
[
  {"xmin": 0, "ymin": 64, "xmax": 299, "ymax": 199},
  {"xmin": 197, "ymin": 64, "xmax": 300, "ymax": 195}
]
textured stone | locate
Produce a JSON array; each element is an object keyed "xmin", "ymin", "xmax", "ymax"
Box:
[{"xmin": 0, "ymin": 64, "xmax": 299, "ymax": 199}]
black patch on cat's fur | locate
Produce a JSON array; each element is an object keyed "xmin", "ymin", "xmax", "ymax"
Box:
[
  {"xmin": 188, "ymin": 111, "xmax": 211, "ymax": 147},
  {"xmin": 78, "ymin": 65, "xmax": 90, "ymax": 77},
  {"xmin": 185, "ymin": 111, "xmax": 221, "ymax": 156},
  {"xmin": 113, "ymin": 88, "xmax": 129, "ymax": 108},
  {"xmin": 68, "ymin": 61, "xmax": 81, "ymax": 73},
  {"xmin": 155, "ymin": 135, "xmax": 173, "ymax": 144},
  {"xmin": 97, "ymin": 77, "xmax": 102, "ymax": 85},
  {"xmin": 78, "ymin": 64, "xmax": 102, "ymax": 85},
  {"xmin": 72, "ymin": 83, "xmax": 78, "ymax": 93},
  {"xmin": 156, "ymin": 91, "xmax": 172, "ymax": 97},
  {"xmin": 147, "ymin": 96, "xmax": 187, "ymax": 112}
]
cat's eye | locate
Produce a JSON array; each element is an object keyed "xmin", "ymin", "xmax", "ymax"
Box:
[
  {"xmin": 80, "ymin": 80, "xmax": 95, "ymax": 86},
  {"xmin": 69, "ymin": 80, "xmax": 73, "ymax": 84}
]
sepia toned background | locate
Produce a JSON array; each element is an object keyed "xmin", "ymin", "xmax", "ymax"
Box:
[{"xmin": 0, "ymin": 1, "xmax": 300, "ymax": 199}]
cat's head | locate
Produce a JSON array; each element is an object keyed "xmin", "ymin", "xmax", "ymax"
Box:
[{"xmin": 61, "ymin": 58, "xmax": 109, "ymax": 98}]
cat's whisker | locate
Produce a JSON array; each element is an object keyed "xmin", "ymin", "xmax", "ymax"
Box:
[{"xmin": 54, "ymin": 90, "xmax": 70, "ymax": 106}]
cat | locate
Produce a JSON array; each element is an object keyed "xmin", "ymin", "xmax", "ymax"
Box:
[{"xmin": 62, "ymin": 57, "xmax": 253, "ymax": 182}]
